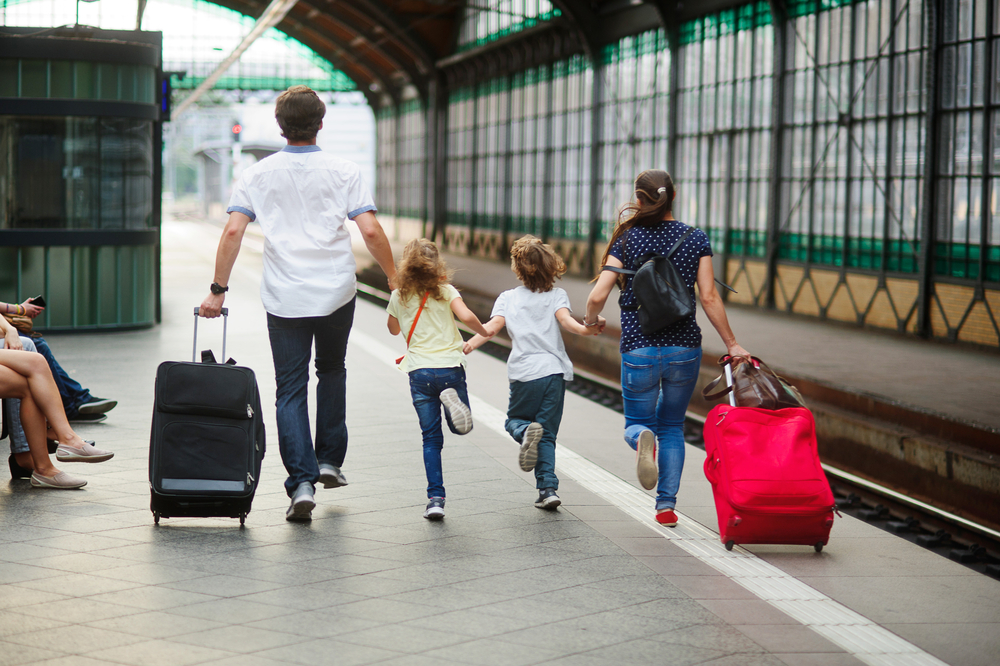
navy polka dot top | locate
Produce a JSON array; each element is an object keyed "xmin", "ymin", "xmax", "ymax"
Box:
[{"xmin": 608, "ymin": 220, "xmax": 713, "ymax": 353}]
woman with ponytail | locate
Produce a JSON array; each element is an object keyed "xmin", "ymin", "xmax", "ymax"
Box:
[{"xmin": 585, "ymin": 170, "xmax": 749, "ymax": 526}]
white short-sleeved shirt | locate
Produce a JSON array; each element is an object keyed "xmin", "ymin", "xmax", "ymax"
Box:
[
  {"xmin": 386, "ymin": 284, "xmax": 466, "ymax": 373},
  {"xmin": 492, "ymin": 286, "xmax": 574, "ymax": 383},
  {"xmin": 227, "ymin": 145, "xmax": 376, "ymax": 318}
]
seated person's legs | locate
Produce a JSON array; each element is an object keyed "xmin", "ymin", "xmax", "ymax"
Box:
[
  {"xmin": 31, "ymin": 336, "xmax": 116, "ymax": 420},
  {"xmin": 0, "ymin": 350, "xmax": 114, "ymax": 486}
]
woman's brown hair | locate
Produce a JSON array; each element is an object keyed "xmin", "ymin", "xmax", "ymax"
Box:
[
  {"xmin": 396, "ymin": 238, "xmax": 452, "ymax": 303},
  {"xmin": 510, "ymin": 235, "xmax": 567, "ymax": 293},
  {"xmin": 598, "ymin": 169, "xmax": 675, "ymax": 288}
]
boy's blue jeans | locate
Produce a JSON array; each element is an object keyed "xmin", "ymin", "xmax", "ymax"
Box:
[
  {"xmin": 408, "ymin": 366, "xmax": 470, "ymax": 498},
  {"xmin": 505, "ymin": 373, "xmax": 565, "ymax": 491},
  {"xmin": 621, "ymin": 346, "xmax": 702, "ymax": 510}
]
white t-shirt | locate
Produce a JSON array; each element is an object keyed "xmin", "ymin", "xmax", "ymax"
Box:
[
  {"xmin": 227, "ymin": 145, "xmax": 376, "ymax": 318},
  {"xmin": 492, "ymin": 286, "xmax": 574, "ymax": 383},
  {"xmin": 386, "ymin": 284, "xmax": 466, "ymax": 373}
]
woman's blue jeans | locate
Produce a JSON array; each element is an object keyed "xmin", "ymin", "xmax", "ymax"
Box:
[
  {"xmin": 621, "ymin": 346, "xmax": 702, "ymax": 510},
  {"xmin": 267, "ymin": 298, "xmax": 354, "ymax": 497},
  {"xmin": 408, "ymin": 366, "xmax": 470, "ymax": 498}
]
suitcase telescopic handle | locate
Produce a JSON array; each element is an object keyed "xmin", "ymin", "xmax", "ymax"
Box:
[
  {"xmin": 193, "ymin": 307, "xmax": 229, "ymax": 363},
  {"xmin": 724, "ymin": 363, "xmax": 737, "ymax": 407}
]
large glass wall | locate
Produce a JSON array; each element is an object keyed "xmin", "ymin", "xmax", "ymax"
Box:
[
  {"xmin": 676, "ymin": 4, "xmax": 773, "ymax": 257},
  {"xmin": 780, "ymin": 0, "xmax": 926, "ymax": 272},
  {"xmin": 936, "ymin": 0, "xmax": 999, "ymax": 283},
  {"xmin": 397, "ymin": 100, "xmax": 427, "ymax": 220},
  {"xmin": 457, "ymin": 0, "xmax": 561, "ymax": 52},
  {"xmin": 378, "ymin": 0, "xmax": 1000, "ymax": 347},
  {"xmin": 597, "ymin": 35, "xmax": 665, "ymax": 241}
]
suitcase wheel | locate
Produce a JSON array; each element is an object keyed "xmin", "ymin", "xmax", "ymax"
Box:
[
  {"xmin": 725, "ymin": 540, "xmax": 734, "ymax": 552},
  {"xmin": 153, "ymin": 512, "xmax": 160, "ymax": 525},
  {"xmin": 814, "ymin": 542, "xmax": 823, "ymax": 553},
  {"xmin": 239, "ymin": 514, "xmax": 246, "ymax": 526}
]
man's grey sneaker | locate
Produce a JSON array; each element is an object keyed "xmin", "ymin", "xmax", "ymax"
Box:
[
  {"xmin": 440, "ymin": 388, "xmax": 473, "ymax": 434},
  {"xmin": 318, "ymin": 464, "xmax": 348, "ymax": 488},
  {"xmin": 423, "ymin": 497, "xmax": 445, "ymax": 520},
  {"xmin": 77, "ymin": 398, "xmax": 118, "ymax": 415},
  {"xmin": 518, "ymin": 422, "xmax": 543, "ymax": 472},
  {"xmin": 68, "ymin": 412, "xmax": 107, "ymax": 424},
  {"xmin": 55, "ymin": 441, "xmax": 114, "ymax": 463},
  {"xmin": 286, "ymin": 482, "xmax": 315, "ymax": 522},
  {"xmin": 535, "ymin": 488, "xmax": 561, "ymax": 510},
  {"xmin": 635, "ymin": 429, "xmax": 657, "ymax": 491}
]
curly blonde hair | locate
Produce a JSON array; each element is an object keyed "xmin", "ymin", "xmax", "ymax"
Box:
[
  {"xmin": 510, "ymin": 235, "xmax": 566, "ymax": 293},
  {"xmin": 396, "ymin": 238, "xmax": 453, "ymax": 303}
]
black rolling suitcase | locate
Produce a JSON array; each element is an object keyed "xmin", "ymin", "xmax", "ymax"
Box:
[{"xmin": 149, "ymin": 307, "xmax": 265, "ymax": 525}]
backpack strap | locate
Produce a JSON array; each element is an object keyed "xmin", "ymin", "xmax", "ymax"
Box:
[{"xmin": 601, "ymin": 226, "xmax": 695, "ymax": 275}]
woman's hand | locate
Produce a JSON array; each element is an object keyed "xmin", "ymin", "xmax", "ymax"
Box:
[
  {"xmin": 4, "ymin": 327, "xmax": 23, "ymax": 350},
  {"xmin": 20, "ymin": 299, "xmax": 44, "ymax": 319},
  {"xmin": 727, "ymin": 343, "xmax": 751, "ymax": 361}
]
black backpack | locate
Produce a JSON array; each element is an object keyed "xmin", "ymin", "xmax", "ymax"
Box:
[{"xmin": 603, "ymin": 227, "xmax": 696, "ymax": 335}]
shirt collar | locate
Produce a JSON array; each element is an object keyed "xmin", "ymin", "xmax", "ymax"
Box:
[{"xmin": 282, "ymin": 145, "xmax": 322, "ymax": 153}]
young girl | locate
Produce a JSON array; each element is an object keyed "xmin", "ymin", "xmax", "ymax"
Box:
[
  {"xmin": 464, "ymin": 235, "xmax": 604, "ymax": 509},
  {"xmin": 387, "ymin": 238, "xmax": 493, "ymax": 520}
]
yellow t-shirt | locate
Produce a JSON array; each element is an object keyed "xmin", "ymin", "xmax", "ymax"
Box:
[{"xmin": 387, "ymin": 284, "xmax": 466, "ymax": 373}]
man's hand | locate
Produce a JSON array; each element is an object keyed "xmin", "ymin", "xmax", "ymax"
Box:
[
  {"xmin": 20, "ymin": 299, "xmax": 44, "ymax": 318},
  {"xmin": 199, "ymin": 292, "xmax": 226, "ymax": 318}
]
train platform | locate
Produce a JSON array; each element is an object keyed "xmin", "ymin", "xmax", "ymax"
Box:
[{"xmin": 1, "ymin": 215, "xmax": 998, "ymax": 666}]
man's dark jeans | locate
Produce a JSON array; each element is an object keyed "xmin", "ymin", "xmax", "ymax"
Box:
[
  {"xmin": 267, "ymin": 298, "xmax": 355, "ymax": 497},
  {"xmin": 33, "ymin": 336, "xmax": 93, "ymax": 417}
]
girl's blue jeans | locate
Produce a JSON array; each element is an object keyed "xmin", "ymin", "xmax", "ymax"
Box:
[
  {"xmin": 620, "ymin": 346, "xmax": 702, "ymax": 510},
  {"xmin": 408, "ymin": 366, "xmax": 470, "ymax": 498}
]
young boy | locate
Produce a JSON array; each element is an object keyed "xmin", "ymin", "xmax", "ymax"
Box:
[{"xmin": 464, "ymin": 235, "xmax": 604, "ymax": 509}]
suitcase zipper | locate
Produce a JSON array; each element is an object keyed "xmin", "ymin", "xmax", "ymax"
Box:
[
  {"xmin": 247, "ymin": 472, "xmax": 254, "ymax": 487},
  {"xmin": 247, "ymin": 404, "xmax": 253, "ymax": 418}
]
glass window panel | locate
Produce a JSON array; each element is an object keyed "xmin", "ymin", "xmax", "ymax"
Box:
[
  {"xmin": 0, "ymin": 60, "xmax": 16, "ymax": 97},
  {"xmin": 50, "ymin": 61, "xmax": 72, "ymax": 98},
  {"xmin": 21, "ymin": 59, "xmax": 47, "ymax": 98},
  {"xmin": 75, "ymin": 62, "xmax": 96, "ymax": 99},
  {"xmin": 99, "ymin": 63, "xmax": 118, "ymax": 100}
]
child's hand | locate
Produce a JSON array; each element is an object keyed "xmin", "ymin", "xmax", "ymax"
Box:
[
  {"xmin": 463, "ymin": 341, "xmax": 475, "ymax": 355},
  {"xmin": 595, "ymin": 316, "xmax": 606, "ymax": 334}
]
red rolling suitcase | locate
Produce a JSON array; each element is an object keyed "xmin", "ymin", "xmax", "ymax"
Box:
[{"xmin": 703, "ymin": 401, "xmax": 835, "ymax": 552}]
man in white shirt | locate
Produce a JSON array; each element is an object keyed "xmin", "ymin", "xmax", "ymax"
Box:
[{"xmin": 200, "ymin": 85, "xmax": 396, "ymax": 522}]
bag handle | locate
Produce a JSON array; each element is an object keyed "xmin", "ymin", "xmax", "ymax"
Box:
[
  {"xmin": 701, "ymin": 354, "xmax": 756, "ymax": 402},
  {"xmin": 396, "ymin": 292, "xmax": 430, "ymax": 365}
]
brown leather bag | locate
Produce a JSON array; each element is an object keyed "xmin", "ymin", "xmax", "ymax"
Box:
[
  {"xmin": 2, "ymin": 314, "xmax": 32, "ymax": 335},
  {"xmin": 702, "ymin": 354, "xmax": 806, "ymax": 410}
]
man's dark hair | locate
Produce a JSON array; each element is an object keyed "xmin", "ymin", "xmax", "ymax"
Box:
[{"xmin": 275, "ymin": 85, "xmax": 326, "ymax": 141}]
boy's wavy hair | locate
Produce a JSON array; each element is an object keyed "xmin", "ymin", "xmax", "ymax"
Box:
[
  {"xmin": 275, "ymin": 85, "xmax": 325, "ymax": 141},
  {"xmin": 598, "ymin": 169, "xmax": 675, "ymax": 289},
  {"xmin": 396, "ymin": 238, "xmax": 453, "ymax": 303},
  {"xmin": 510, "ymin": 235, "xmax": 566, "ymax": 293}
]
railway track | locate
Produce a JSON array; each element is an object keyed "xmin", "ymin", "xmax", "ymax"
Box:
[{"xmin": 357, "ymin": 281, "xmax": 1000, "ymax": 578}]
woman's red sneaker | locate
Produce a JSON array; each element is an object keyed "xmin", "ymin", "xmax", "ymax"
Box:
[{"xmin": 655, "ymin": 509, "xmax": 678, "ymax": 527}]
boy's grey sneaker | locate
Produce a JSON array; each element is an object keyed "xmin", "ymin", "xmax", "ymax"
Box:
[
  {"xmin": 286, "ymin": 482, "xmax": 315, "ymax": 522},
  {"xmin": 318, "ymin": 464, "xmax": 348, "ymax": 488},
  {"xmin": 519, "ymin": 422, "xmax": 542, "ymax": 472},
  {"xmin": 635, "ymin": 429, "xmax": 657, "ymax": 491},
  {"xmin": 535, "ymin": 488, "xmax": 561, "ymax": 510},
  {"xmin": 440, "ymin": 388, "xmax": 473, "ymax": 434},
  {"xmin": 423, "ymin": 497, "xmax": 445, "ymax": 520}
]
